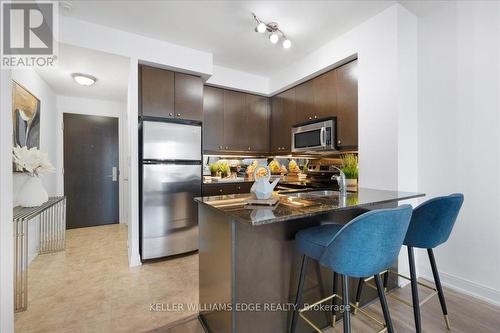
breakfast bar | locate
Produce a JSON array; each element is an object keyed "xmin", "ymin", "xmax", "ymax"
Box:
[{"xmin": 195, "ymin": 188, "xmax": 424, "ymax": 333}]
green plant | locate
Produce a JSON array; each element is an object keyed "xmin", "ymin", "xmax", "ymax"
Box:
[
  {"xmin": 209, "ymin": 163, "xmax": 219, "ymax": 175},
  {"xmin": 218, "ymin": 161, "xmax": 231, "ymax": 177},
  {"xmin": 340, "ymin": 154, "xmax": 358, "ymax": 179}
]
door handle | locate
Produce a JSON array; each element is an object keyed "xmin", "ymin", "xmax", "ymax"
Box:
[{"xmin": 112, "ymin": 167, "xmax": 118, "ymax": 182}]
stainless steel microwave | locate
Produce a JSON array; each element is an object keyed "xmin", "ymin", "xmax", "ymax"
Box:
[{"xmin": 291, "ymin": 118, "xmax": 337, "ymax": 153}]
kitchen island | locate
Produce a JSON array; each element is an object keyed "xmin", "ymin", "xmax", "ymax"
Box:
[{"xmin": 195, "ymin": 188, "xmax": 424, "ymax": 333}]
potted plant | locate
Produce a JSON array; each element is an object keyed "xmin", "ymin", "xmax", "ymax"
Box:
[
  {"xmin": 12, "ymin": 146, "xmax": 55, "ymax": 207},
  {"xmin": 209, "ymin": 163, "xmax": 220, "ymax": 177},
  {"xmin": 340, "ymin": 154, "xmax": 358, "ymax": 189},
  {"xmin": 218, "ymin": 161, "xmax": 231, "ymax": 178}
]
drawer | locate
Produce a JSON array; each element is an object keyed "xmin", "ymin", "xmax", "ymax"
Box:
[{"xmin": 202, "ymin": 182, "xmax": 253, "ymax": 196}]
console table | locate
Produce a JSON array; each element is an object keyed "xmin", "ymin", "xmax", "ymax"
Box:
[{"xmin": 13, "ymin": 196, "xmax": 66, "ymax": 312}]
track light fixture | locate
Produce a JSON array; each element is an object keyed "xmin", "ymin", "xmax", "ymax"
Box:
[{"xmin": 252, "ymin": 13, "xmax": 292, "ymax": 49}]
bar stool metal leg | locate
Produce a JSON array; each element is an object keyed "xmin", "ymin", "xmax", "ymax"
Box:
[
  {"xmin": 341, "ymin": 274, "xmax": 351, "ymax": 333},
  {"xmin": 375, "ymin": 274, "xmax": 394, "ymax": 333},
  {"xmin": 291, "ymin": 255, "xmax": 309, "ymax": 333},
  {"xmin": 428, "ymin": 249, "xmax": 450, "ymax": 330},
  {"xmin": 332, "ymin": 272, "xmax": 338, "ymax": 326},
  {"xmin": 353, "ymin": 277, "xmax": 364, "ymax": 314},
  {"xmin": 383, "ymin": 270, "xmax": 389, "ymax": 292},
  {"xmin": 408, "ymin": 246, "xmax": 422, "ymax": 333}
]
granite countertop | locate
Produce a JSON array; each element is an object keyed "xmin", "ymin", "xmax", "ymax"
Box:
[{"xmin": 194, "ymin": 188, "xmax": 424, "ymax": 226}]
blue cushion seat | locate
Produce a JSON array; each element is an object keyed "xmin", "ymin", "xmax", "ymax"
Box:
[{"xmin": 295, "ymin": 223, "xmax": 344, "ymax": 260}]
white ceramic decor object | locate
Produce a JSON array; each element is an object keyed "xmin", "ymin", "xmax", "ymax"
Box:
[
  {"xmin": 16, "ymin": 176, "xmax": 48, "ymax": 207},
  {"xmin": 13, "ymin": 172, "xmax": 30, "ymax": 206},
  {"xmin": 251, "ymin": 165, "xmax": 279, "ymax": 200}
]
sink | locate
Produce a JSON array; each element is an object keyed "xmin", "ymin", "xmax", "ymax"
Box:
[{"xmin": 306, "ymin": 190, "xmax": 339, "ymax": 197}]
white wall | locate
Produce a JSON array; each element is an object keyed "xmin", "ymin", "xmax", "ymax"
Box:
[
  {"xmin": 56, "ymin": 95, "xmax": 129, "ymax": 224},
  {"xmin": 59, "ymin": 16, "xmax": 213, "ymax": 80},
  {"xmin": 417, "ymin": 1, "xmax": 500, "ymax": 305},
  {"xmin": 10, "ymin": 69, "xmax": 60, "ymax": 269},
  {"xmin": 11, "ymin": 69, "xmax": 59, "ymax": 195},
  {"xmin": 206, "ymin": 65, "xmax": 270, "ymax": 95},
  {"xmin": 0, "ymin": 69, "xmax": 14, "ymax": 333}
]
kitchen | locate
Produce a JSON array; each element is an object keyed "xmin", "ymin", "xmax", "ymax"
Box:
[
  {"xmin": 139, "ymin": 59, "xmax": 358, "ymax": 260},
  {"xmin": 3, "ymin": 1, "xmax": 500, "ymax": 333}
]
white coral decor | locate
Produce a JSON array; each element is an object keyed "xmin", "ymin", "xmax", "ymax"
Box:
[{"xmin": 13, "ymin": 146, "xmax": 55, "ymax": 177}]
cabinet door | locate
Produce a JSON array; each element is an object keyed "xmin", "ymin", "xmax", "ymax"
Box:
[
  {"xmin": 140, "ymin": 65, "xmax": 175, "ymax": 118},
  {"xmin": 223, "ymin": 90, "xmax": 246, "ymax": 151},
  {"xmin": 203, "ymin": 86, "xmax": 224, "ymax": 152},
  {"xmin": 281, "ymin": 88, "xmax": 296, "ymax": 153},
  {"xmin": 270, "ymin": 94, "xmax": 284, "ymax": 153},
  {"xmin": 245, "ymin": 94, "xmax": 269, "ymax": 153},
  {"xmin": 313, "ymin": 70, "xmax": 337, "ymax": 119},
  {"xmin": 335, "ymin": 60, "xmax": 358, "ymax": 148},
  {"xmin": 295, "ymin": 80, "xmax": 315, "ymax": 123},
  {"xmin": 174, "ymin": 73, "xmax": 203, "ymax": 121}
]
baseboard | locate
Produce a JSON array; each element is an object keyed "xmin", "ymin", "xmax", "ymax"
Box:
[
  {"xmin": 420, "ymin": 270, "xmax": 500, "ymax": 307},
  {"xmin": 128, "ymin": 252, "xmax": 142, "ymax": 267}
]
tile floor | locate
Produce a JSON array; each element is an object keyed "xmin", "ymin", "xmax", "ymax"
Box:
[{"xmin": 14, "ymin": 224, "xmax": 198, "ymax": 333}]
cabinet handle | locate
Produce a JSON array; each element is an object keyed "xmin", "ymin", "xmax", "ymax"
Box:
[
  {"xmin": 219, "ymin": 189, "xmax": 223, "ymax": 193},
  {"xmin": 219, "ymin": 145, "xmax": 223, "ymax": 149},
  {"xmin": 277, "ymin": 147, "xmax": 281, "ymax": 151},
  {"xmin": 314, "ymin": 115, "xmax": 318, "ymax": 119},
  {"xmin": 337, "ymin": 140, "xmax": 342, "ymax": 145},
  {"xmin": 308, "ymin": 116, "xmax": 312, "ymax": 120},
  {"xmin": 247, "ymin": 147, "xmax": 251, "ymax": 150},
  {"xmin": 177, "ymin": 113, "xmax": 181, "ymax": 117},
  {"xmin": 237, "ymin": 186, "xmax": 241, "ymax": 190},
  {"xmin": 169, "ymin": 112, "xmax": 173, "ymax": 116},
  {"xmin": 225, "ymin": 146, "xmax": 229, "ymax": 150}
]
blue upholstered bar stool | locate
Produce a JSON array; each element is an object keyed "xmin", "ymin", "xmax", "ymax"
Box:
[
  {"xmin": 290, "ymin": 205, "xmax": 413, "ymax": 333},
  {"xmin": 354, "ymin": 194, "xmax": 464, "ymax": 333}
]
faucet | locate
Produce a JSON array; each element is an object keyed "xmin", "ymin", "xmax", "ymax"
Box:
[{"xmin": 331, "ymin": 166, "xmax": 347, "ymax": 194}]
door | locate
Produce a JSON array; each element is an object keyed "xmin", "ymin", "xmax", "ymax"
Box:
[
  {"xmin": 174, "ymin": 73, "xmax": 203, "ymax": 121},
  {"xmin": 244, "ymin": 94, "xmax": 269, "ymax": 153},
  {"xmin": 142, "ymin": 163, "xmax": 201, "ymax": 259},
  {"xmin": 140, "ymin": 65, "xmax": 175, "ymax": 118},
  {"xmin": 203, "ymin": 86, "xmax": 224, "ymax": 152},
  {"xmin": 63, "ymin": 114, "xmax": 119, "ymax": 229},
  {"xmin": 295, "ymin": 80, "xmax": 315, "ymax": 123},
  {"xmin": 335, "ymin": 60, "xmax": 358, "ymax": 148},
  {"xmin": 313, "ymin": 69, "xmax": 337, "ymax": 119},
  {"xmin": 142, "ymin": 121, "xmax": 201, "ymax": 161},
  {"xmin": 223, "ymin": 90, "xmax": 246, "ymax": 151},
  {"xmin": 270, "ymin": 94, "xmax": 284, "ymax": 153}
]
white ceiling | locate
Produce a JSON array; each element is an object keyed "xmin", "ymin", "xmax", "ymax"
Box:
[
  {"xmin": 35, "ymin": 43, "xmax": 129, "ymax": 101},
  {"xmin": 61, "ymin": 0, "xmax": 398, "ymax": 76}
]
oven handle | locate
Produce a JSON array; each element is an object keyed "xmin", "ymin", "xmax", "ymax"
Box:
[{"xmin": 320, "ymin": 127, "xmax": 326, "ymax": 146}]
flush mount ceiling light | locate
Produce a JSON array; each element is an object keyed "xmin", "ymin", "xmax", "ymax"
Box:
[
  {"xmin": 71, "ymin": 73, "xmax": 97, "ymax": 86},
  {"xmin": 252, "ymin": 13, "xmax": 292, "ymax": 49}
]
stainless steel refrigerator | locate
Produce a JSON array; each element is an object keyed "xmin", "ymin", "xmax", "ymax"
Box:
[{"xmin": 141, "ymin": 121, "xmax": 201, "ymax": 260}]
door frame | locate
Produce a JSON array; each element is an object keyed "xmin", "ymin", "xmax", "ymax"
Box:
[{"xmin": 56, "ymin": 99, "xmax": 128, "ymax": 226}]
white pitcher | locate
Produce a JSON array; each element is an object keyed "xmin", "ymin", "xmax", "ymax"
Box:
[{"xmin": 250, "ymin": 165, "xmax": 279, "ymax": 200}]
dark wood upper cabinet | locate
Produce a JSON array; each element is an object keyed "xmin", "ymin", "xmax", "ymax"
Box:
[
  {"xmin": 140, "ymin": 65, "xmax": 203, "ymax": 121},
  {"xmin": 174, "ymin": 72, "xmax": 203, "ymax": 121},
  {"xmin": 223, "ymin": 90, "xmax": 247, "ymax": 151},
  {"xmin": 270, "ymin": 94, "xmax": 284, "ymax": 153},
  {"xmin": 270, "ymin": 89, "xmax": 295, "ymax": 154},
  {"xmin": 140, "ymin": 65, "xmax": 175, "ymax": 118},
  {"xmin": 245, "ymin": 94, "xmax": 269, "ymax": 153},
  {"xmin": 313, "ymin": 69, "xmax": 337, "ymax": 120},
  {"xmin": 335, "ymin": 60, "xmax": 358, "ymax": 148},
  {"xmin": 203, "ymin": 86, "xmax": 224, "ymax": 151},
  {"xmin": 295, "ymin": 80, "xmax": 316, "ymax": 124}
]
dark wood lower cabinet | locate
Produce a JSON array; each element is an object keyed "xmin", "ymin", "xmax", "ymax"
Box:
[{"xmin": 202, "ymin": 182, "xmax": 253, "ymax": 196}]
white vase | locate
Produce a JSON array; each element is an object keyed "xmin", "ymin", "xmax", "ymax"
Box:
[
  {"xmin": 13, "ymin": 173, "xmax": 30, "ymax": 206},
  {"xmin": 16, "ymin": 176, "xmax": 48, "ymax": 207}
]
